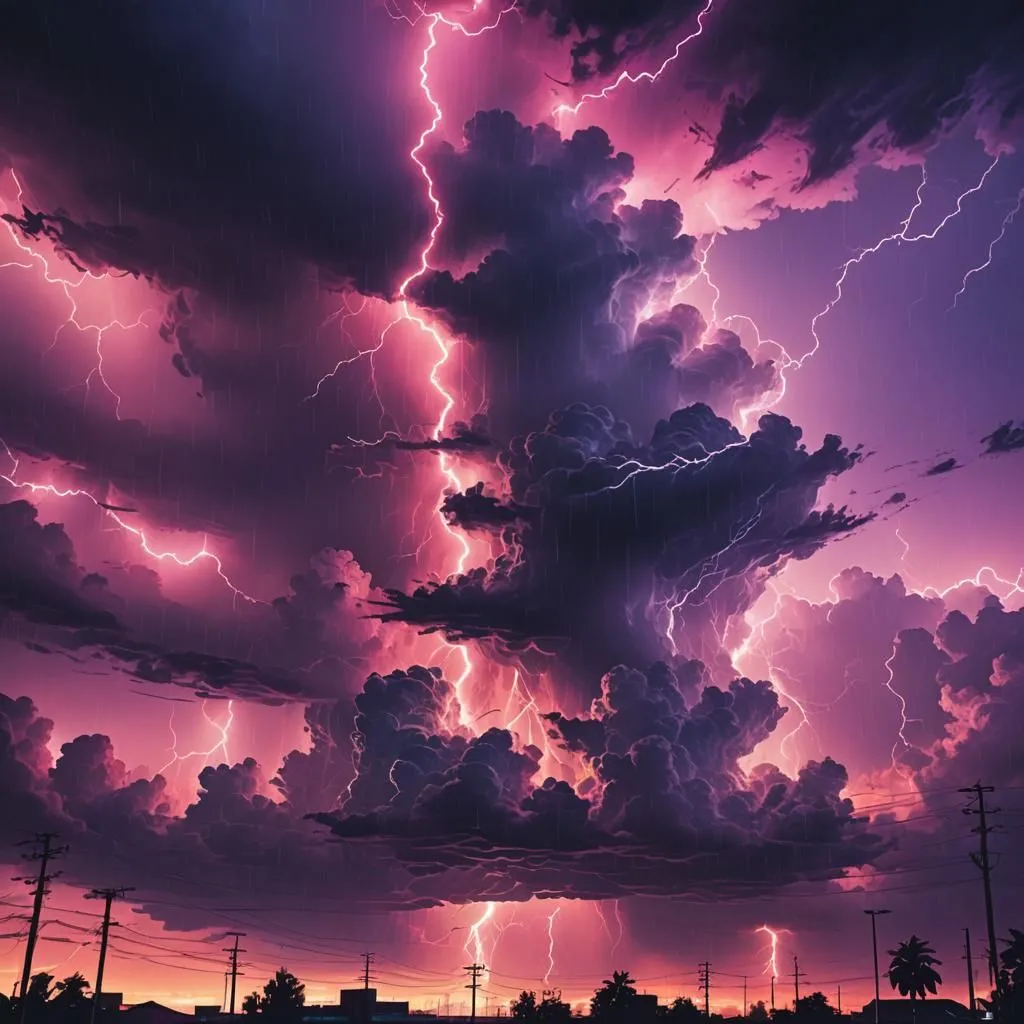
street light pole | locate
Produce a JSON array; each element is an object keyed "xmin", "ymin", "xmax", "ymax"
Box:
[{"xmin": 864, "ymin": 910, "xmax": 891, "ymax": 1024}]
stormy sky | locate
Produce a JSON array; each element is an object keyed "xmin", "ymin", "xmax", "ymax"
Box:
[{"xmin": 2, "ymin": 0, "xmax": 1024, "ymax": 1014}]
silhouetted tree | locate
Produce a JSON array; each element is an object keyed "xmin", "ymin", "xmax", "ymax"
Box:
[
  {"xmin": 511, "ymin": 991, "xmax": 572, "ymax": 1024},
  {"xmin": 794, "ymin": 992, "xmax": 836, "ymax": 1022},
  {"xmin": 0, "ymin": 994, "xmax": 13, "ymax": 1024},
  {"xmin": 994, "ymin": 928, "xmax": 1024, "ymax": 1018},
  {"xmin": 662, "ymin": 996, "xmax": 702, "ymax": 1022},
  {"xmin": 538, "ymin": 992, "xmax": 572, "ymax": 1024},
  {"xmin": 51, "ymin": 974, "xmax": 92, "ymax": 1023},
  {"xmin": 242, "ymin": 992, "xmax": 262, "ymax": 1016},
  {"xmin": 512, "ymin": 992, "xmax": 539, "ymax": 1020},
  {"xmin": 888, "ymin": 936, "xmax": 942, "ymax": 1000},
  {"xmin": 748, "ymin": 1001, "xmax": 769, "ymax": 1021},
  {"xmin": 590, "ymin": 972, "xmax": 637, "ymax": 1024},
  {"xmin": 260, "ymin": 969, "xmax": 305, "ymax": 1022},
  {"xmin": 27, "ymin": 974, "xmax": 56, "ymax": 1004}
]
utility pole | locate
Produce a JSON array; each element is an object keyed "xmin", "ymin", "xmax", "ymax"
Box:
[
  {"xmin": 964, "ymin": 928, "xmax": 977, "ymax": 1014},
  {"xmin": 361, "ymin": 952, "xmax": 376, "ymax": 991},
  {"xmin": 223, "ymin": 932, "xmax": 246, "ymax": 1015},
  {"xmin": 697, "ymin": 962, "xmax": 711, "ymax": 1018},
  {"xmin": 837, "ymin": 985, "xmax": 841, "ymax": 1016},
  {"xmin": 742, "ymin": 976, "xmax": 747, "ymax": 1018},
  {"xmin": 961, "ymin": 783, "xmax": 1001, "ymax": 1001},
  {"xmin": 85, "ymin": 887, "xmax": 134, "ymax": 1024},
  {"xmin": 15, "ymin": 833, "xmax": 67, "ymax": 1024},
  {"xmin": 770, "ymin": 972, "xmax": 775, "ymax": 1012},
  {"xmin": 864, "ymin": 909, "xmax": 890, "ymax": 1024},
  {"xmin": 464, "ymin": 963, "xmax": 485, "ymax": 1024}
]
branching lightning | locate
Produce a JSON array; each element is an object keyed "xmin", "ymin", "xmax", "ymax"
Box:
[
  {"xmin": 730, "ymin": 585, "xmax": 818, "ymax": 775},
  {"xmin": 950, "ymin": 187, "xmax": 1024, "ymax": 308},
  {"xmin": 755, "ymin": 925, "xmax": 787, "ymax": 985},
  {"xmin": 0, "ymin": 440, "xmax": 261, "ymax": 604},
  {"xmin": 0, "ymin": 173, "xmax": 260, "ymax": 605},
  {"xmin": 552, "ymin": 0, "xmax": 715, "ymax": 121},
  {"xmin": 157, "ymin": 699, "xmax": 235, "ymax": 776},
  {"xmin": 464, "ymin": 901, "xmax": 496, "ymax": 976},
  {"xmin": 728, "ymin": 157, "xmax": 1003, "ymax": 425},
  {"xmin": 1, "ymin": 171, "xmax": 158, "ymax": 418}
]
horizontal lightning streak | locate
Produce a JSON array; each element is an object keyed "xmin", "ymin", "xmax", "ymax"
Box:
[{"xmin": 1, "ymin": 440, "xmax": 261, "ymax": 605}]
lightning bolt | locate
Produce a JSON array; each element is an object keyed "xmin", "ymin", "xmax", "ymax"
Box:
[
  {"xmin": 1, "ymin": 440, "xmax": 262, "ymax": 605},
  {"xmin": 1, "ymin": 171, "xmax": 159, "ymax": 418},
  {"xmin": 950, "ymin": 187, "xmax": 1024, "ymax": 309},
  {"xmin": 730, "ymin": 584, "xmax": 817, "ymax": 775},
  {"xmin": 896, "ymin": 527, "xmax": 1024, "ymax": 604},
  {"xmin": 552, "ymin": 0, "xmax": 715, "ymax": 120},
  {"xmin": 881, "ymin": 640, "xmax": 915, "ymax": 781},
  {"xmin": 755, "ymin": 925, "xmax": 787, "ymax": 983},
  {"xmin": 392, "ymin": 3, "xmax": 512, "ymax": 729},
  {"xmin": 0, "ymin": 173, "xmax": 261, "ymax": 605},
  {"xmin": 611, "ymin": 899, "xmax": 624, "ymax": 959},
  {"xmin": 729, "ymin": 156, "xmax": 1003, "ymax": 426},
  {"xmin": 543, "ymin": 906, "xmax": 561, "ymax": 986},
  {"xmin": 157, "ymin": 699, "xmax": 234, "ymax": 776},
  {"xmin": 464, "ymin": 901, "xmax": 496, "ymax": 976}
]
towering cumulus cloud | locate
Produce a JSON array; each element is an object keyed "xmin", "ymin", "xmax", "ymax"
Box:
[
  {"xmin": 408, "ymin": 110, "xmax": 777, "ymax": 433},
  {"xmin": 378, "ymin": 404, "xmax": 869, "ymax": 684},
  {"xmin": 2, "ymin": 0, "xmax": 1023, "ymax": 987}
]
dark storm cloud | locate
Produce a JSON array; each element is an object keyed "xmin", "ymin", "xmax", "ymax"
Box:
[
  {"xmin": 0, "ymin": 662, "xmax": 887, "ymax": 916},
  {"xmin": 329, "ymin": 417, "xmax": 496, "ymax": 477},
  {"xmin": 528, "ymin": 0, "xmax": 1024, "ymax": 186},
  {"xmin": 522, "ymin": 0, "xmax": 709, "ymax": 80},
  {"xmin": 925, "ymin": 457, "xmax": 960, "ymax": 476},
  {"xmin": 377, "ymin": 403, "xmax": 870, "ymax": 683},
  {"xmin": 409, "ymin": 111, "xmax": 716, "ymax": 432},
  {"xmin": 0, "ymin": 0, "xmax": 427, "ymax": 303},
  {"xmin": 0, "ymin": 691, "xmax": 417, "ymax": 925},
  {"xmin": 0, "ymin": 500, "xmax": 120, "ymax": 631},
  {"xmin": 0, "ymin": 499, "xmax": 405, "ymax": 702},
  {"xmin": 982, "ymin": 419, "xmax": 1024, "ymax": 454},
  {"xmin": 619, "ymin": 311, "xmax": 779, "ymax": 431},
  {"xmin": 316, "ymin": 662, "xmax": 887, "ymax": 898}
]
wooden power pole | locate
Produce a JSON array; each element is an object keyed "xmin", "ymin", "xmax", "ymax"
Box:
[
  {"xmin": 223, "ymin": 932, "xmax": 246, "ymax": 1015},
  {"xmin": 16, "ymin": 834, "xmax": 67, "ymax": 1024},
  {"xmin": 698, "ymin": 962, "xmax": 711, "ymax": 1018},
  {"xmin": 961, "ymin": 783, "xmax": 1001, "ymax": 1004},
  {"xmin": 464, "ymin": 963, "xmax": 485, "ymax": 1024},
  {"xmin": 964, "ymin": 927, "xmax": 977, "ymax": 1014},
  {"xmin": 85, "ymin": 887, "xmax": 135, "ymax": 1024}
]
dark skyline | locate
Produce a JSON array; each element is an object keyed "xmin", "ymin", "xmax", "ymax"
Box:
[{"xmin": 1, "ymin": 0, "xmax": 1024, "ymax": 1013}]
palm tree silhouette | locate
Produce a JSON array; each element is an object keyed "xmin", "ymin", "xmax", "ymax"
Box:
[
  {"xmin": 888, "ymin": 936, "xmax": 943, "ymax": 1001},
  {"xmin": 590, "ymin": 971, "xmax": 637, "ymax": 1023}
]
